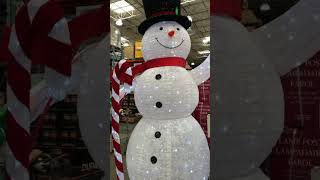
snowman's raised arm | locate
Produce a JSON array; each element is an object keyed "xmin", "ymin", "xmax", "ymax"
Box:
[
  {"xmin": 251, "ymin": 0, "xmax": 320, "ymax": 76},
  {"xmin": 189, "ymin": 54, "xmax": 210, "ymax": 85}
]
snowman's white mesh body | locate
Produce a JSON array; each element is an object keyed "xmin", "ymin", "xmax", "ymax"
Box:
[
  {"xmin": 126, "ymin": 66, "xmax": 209, "ymax": 180},
  {"xmin": 126, "ymin": 116, "xmax": 209, "ymax": 180},
  {"xmin": 125, "ymin": 20, "xmax": 210, "ymax": 180}
]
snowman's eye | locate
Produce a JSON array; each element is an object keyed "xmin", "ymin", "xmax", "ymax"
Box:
[
  {"xmin": 159, "ymin": 27, "xmax": 163, "ymax": 30},
  {"xmin": 177, "ymin": 28, "xmax": 180, "ymax": 31}
]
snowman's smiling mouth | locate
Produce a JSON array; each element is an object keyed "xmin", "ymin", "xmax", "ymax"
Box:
[{"xmin": 155, "ymin": 38, "xmax": 184, "ymax": 49}]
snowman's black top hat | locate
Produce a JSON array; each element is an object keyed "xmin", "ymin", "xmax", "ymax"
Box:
[{"xmin": 138, "ymin": 0, "xmax": 191, "ymax": 35}]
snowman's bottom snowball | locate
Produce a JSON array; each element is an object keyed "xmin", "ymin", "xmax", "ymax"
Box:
[{"xmin": 126, "ymin": 116, "xmax": 210, "ymax": 180}]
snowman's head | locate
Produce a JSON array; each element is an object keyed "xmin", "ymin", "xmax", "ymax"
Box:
[{"xmin": 141, "ymin": 21, "xmax": 191, "ymax": 61}]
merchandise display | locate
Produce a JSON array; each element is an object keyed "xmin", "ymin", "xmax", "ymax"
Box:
[{"xmin": 30, "ymin": 95, "xmax": 104, "ymax": 180}]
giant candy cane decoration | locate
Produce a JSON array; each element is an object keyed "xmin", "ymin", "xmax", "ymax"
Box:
[
  {"xmin": 0, "ymin": 1, "xmax": 108, "ymax": 180},
  {"xmin": 4, "ymin": 0, "xmax": 72, "ymax": 179},
  {"xmin": 111, "ymin": 59, "xmax": 156, "ymax": 180},
  {"xmin": 111, "ymin": 60, "xmax": 137, "ymax": 180}
]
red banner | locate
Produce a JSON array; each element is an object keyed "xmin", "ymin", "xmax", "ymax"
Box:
[
  {"xmin": 193, "ymin": 79, "xmax": 210, "ymax": 142},
  {"xmin": 262, "ymin": 51, "xmax": 320, "ymax": 180},
  {"xmin": 211, "ymin": 0, "xmax": 243, "ymax": 21}
]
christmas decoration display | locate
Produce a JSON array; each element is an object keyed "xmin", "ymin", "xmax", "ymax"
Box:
[
  {"xmin": 3, "ymin": 1, "xmax": 72, "ymax": 179},
  {"xmin": 212, "ymin": 0, "xmax": 320, "ymax": 180},
  {"xmin": 0, "ymin": 1, "xmax": 108, "ymax": 179},
  {"xmin": 111, "ymin": 0, "xmax": 210, "ymax": 179}
]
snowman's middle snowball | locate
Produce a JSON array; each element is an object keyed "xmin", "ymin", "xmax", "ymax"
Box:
[{"xmin": 134, "ymin": 66, "xmax": 199, "ymax": 120}]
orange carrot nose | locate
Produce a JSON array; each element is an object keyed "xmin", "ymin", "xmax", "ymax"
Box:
[{"xmin": 168, "ymin": 30, "xmax": 175, "ymax": 37}]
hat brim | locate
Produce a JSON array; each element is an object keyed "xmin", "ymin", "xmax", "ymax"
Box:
[{"xmin": 138, "ymin": 15, "xmax": 191, "ymax": 35}]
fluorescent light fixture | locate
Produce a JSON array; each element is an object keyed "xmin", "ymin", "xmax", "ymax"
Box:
[
  {"xmin": 110, "ymin": 0, "xmax": 135, "ymax": 14},
  {"xmin": 181, "ymin": 0, "xmax": 196, "ymax": 4},
  {"xmin": 198, "ymin": 50, "xmax": 210, "ymax": 54},
  {"xmin": 116, "ymin": 19, "xmax": 123, "ymax": 26},
  {"xmin": 202, "ymin": 36, "xmax": 210, "ymax": 44},
  {"xmin": 121, "ymin": 37, "xmax": 128, "ymax": 42},
  {"xmin": 260, "ymin": 3, "xmax": 271, "ymax": 11}
]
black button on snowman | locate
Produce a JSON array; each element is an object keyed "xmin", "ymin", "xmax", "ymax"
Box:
[
  {"xmin": 155, "ymin": 74, "xmax": 162, "ymax": 80},
  {"xmin": 155, "ymin": 102, "xmax": 162, "ymax": 108},
  {"xmin": 155, "ymin": 131, "xmax": 161, "ymax": 138},
  {"xmin": 126, "ymin": 0, "xmax": 210, "ymax": 179}
]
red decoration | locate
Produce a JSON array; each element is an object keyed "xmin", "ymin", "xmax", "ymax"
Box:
[
  {"xmin": 193, "ymin": 79, "xmax": 210, "ymax": 143},
  {"xmin": 69, "ymin": 3, "xmax": 108, "ymax": 50},
  {"xmin": 0, "ymin": 26, "xmax": 12, "ymax": 62},
  {"xmin": 262, "ymin": 51, "xmax": 320, "ymax": 180},
  {"xmin": 211, "ymin": 0, "xmax": 243, "ymax": 21},
  {"xmin": 0, "ymin": 1, "xmax": 108, "ymax": 180}
]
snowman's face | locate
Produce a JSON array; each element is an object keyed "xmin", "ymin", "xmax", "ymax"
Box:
[{"xmin": 142, "ymin": 21, "xmax": 191, "ymax": 61}]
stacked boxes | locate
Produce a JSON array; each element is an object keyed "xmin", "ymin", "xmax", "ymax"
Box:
[{"xmin": 30, "ymin": 94, "xmax": 104, "ymax": 179}]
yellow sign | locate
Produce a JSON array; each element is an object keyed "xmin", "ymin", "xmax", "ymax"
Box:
[{"xmin": 135, "ymin": 41, "xmax": 142, "ymax": 58}]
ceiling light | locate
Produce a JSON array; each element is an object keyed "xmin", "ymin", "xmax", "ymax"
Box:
[
  {"xmin": 202, "ymin": 36, "xmax": 210, "ymax": 44},
  {"xmin": 260, "ymin": 3, "xmax": 271, "ymax": 11},
  {"xmin": 181, "ymin": 0, "xmax": 196, "ymax": 5},
  {"xmin": 116, "ymin": 19, "xmax": 123, "ymax": 26},
  {"xmin": 110, "ymin": 0, "xmax": 135, "ymax": 14},
  {"xmin": 121, "ymin": 37, "xmax": 128, "ymax": 42},
  {"xmin": 198, "ymin": 50, "xmax": 210, "ymax": 54},
  {"xmin": 187, "ymin": 16, "xmax": 193, "ymax": 22}
]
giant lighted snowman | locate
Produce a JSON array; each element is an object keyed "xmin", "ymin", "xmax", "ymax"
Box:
[{"xmin": 126, "ymin": 0, "xmax": 210, "ymax": 179}]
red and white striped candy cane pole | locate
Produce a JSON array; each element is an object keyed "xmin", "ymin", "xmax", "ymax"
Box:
[
  {"xmin": 111, "ymin": 59, "xmax": 143, "ymax": 180},
  {"xmin": 5, "ymin": 0, "xmax": 72, "ymax": 179}
]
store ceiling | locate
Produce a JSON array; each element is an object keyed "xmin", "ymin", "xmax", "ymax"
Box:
[
  {"xmin": 110, "ymin": 0, "xmax": 300, "ymax": 64},
  {"xmin": 110, "ymin": 0, "xmax": 210, "ymax": 64},
  {"xmin": 0, "ymin": 0, "xmax": 301, "ymax": 64}
]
